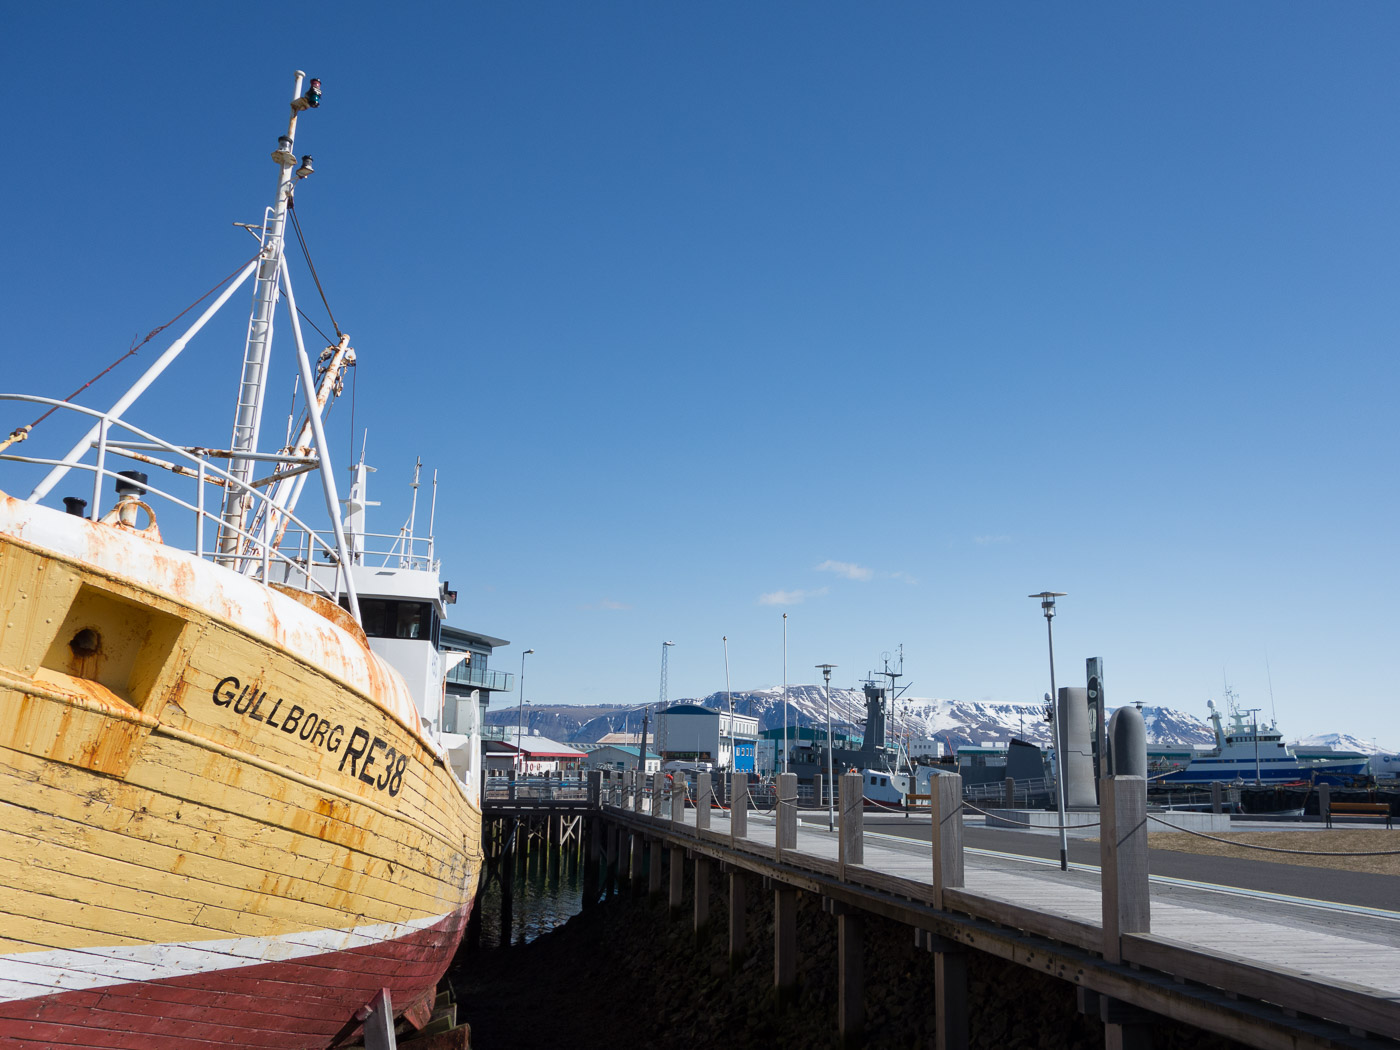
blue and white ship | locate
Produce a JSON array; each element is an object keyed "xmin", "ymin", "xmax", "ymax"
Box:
[{"xmin": 1160, "ymin": 696, "xmax": 1368, "ymax": 786}]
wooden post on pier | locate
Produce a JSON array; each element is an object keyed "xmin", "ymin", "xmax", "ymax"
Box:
[
  {"xmin": 731, "ymin": 771, "xmax": 748, "ymax": 842},
  {"xmin": 1100, "ymin": 775, "xmax": 1150, "ymax": 965},
  {"xmin": 696, "ymin": 772, "xmax": 713, "ymax": 832},
  {"xmin": 1210, "ymin": 781, "xmax": 1223, "ymax": 814},
  {"xmin": 728, "ymin": 865, "xmax": 748, "ymax": 968},
  {"xmin": 669, "ymin": 845, "xmax": 684, "ymax": 915},
  {"xmin": 672, "ymin": 775, "xmax": 686, "ymax": 827},
  {"xmin": 839, "ymin": 772, "xmax": 864, "ymax": 880},
  {"xmin": 917, "ymin": 930, "xmax": 969, "ymax": 1050},
  {"xmin": 694, "ymin": 854, "xmax": 711, "ymax": 935},
  {"xmin": 932, "ymin": 773, "xmax": 964, "ymax": 909},
  {"xmin": 1004, "ymin": 776, "xmax": 1015, "ymax": 808},
  {"xmin": 776, "ymin": 773, "xmax": 797, "ymax": 860},
  {"xmin": 633, "ymin": 770, "xmax": 645, "ymax": 814},
  {"xmin": 774, "ymin": 882, "xmax": 798, "ymax": 1006},
  {"xmin": 630, "ymin": 831, "xmax": 645, "ymax": 898}
]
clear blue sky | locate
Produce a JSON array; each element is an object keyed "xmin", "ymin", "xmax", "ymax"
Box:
[{"xmin": 3, "ymin": 5, "xmax": 1396, "ymax": 746}]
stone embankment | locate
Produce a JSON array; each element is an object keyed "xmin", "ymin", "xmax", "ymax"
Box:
[{"xmin": 454, "ymin": 863, "xmax": 1247, "ymax": 1050}]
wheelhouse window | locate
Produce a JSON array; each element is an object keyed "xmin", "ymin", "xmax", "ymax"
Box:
[{"xmin": 344, "ymin": 598, "xmax": 441, "ymax": 645}]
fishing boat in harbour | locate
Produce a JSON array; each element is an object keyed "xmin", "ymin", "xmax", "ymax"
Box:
[
  {"xmin": 1157, "ymin": 694, "xmax": 1367, "ymax": 787},
  {"xmin": 0, "ymin": 72, "xmax": 483, "ymax": 1047}
]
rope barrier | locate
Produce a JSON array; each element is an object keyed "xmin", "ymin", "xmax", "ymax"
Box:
[
  {"xmin": 1145, "ymin": 813, "xmax": 1400, "ymax": 857},
  {"xmin": 961, "ymin": 800, "xmax": 1101, "ymax": 831}
]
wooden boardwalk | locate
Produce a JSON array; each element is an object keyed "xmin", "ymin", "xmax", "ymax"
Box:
[{"xmin": 596, "ymin": 772, "xmax": 1400, "ymax": 1050}]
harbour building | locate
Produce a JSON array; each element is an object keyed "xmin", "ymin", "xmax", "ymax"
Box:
[{"xmin": 656, "ymin": 703, "xmax": 760, "ymax": 773}]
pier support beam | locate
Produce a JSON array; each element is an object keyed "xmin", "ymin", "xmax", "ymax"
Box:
[
  {"xmin": 917, "ymin": 930, "xmax": 968, "ymax": 1050},
  {"xmin": 694, "ymin": 854, "xmax": 711, "ymax": 935},
  {"xmin": 774, "ymin": 883, "xmax": 797, "ymax": 1005},
  {"xmin": 1079, "ymin": 989, "xmax": 1155, "ymax": 1050},
  {"xmin": 1100, "ymin": 775, "xmax": 1150, "ymax": 963},
  {"xmin": 669, "ymin": 845, "xmax": 684, "ymax": 915},
  {"xmin": 825, "ymin": 899, "xmax": 864, "ymax": 1045},
  {"xmin": 728, "ymin": 867, "xmax": 748, "ymax": 967},
  {"xmin": 648, "ymin": 838, "xmax": 663, "ymax": 898},
  {"xmin": 932, "ymin": 774, "xmax": 964, "ymax": 908},
  {"xmin": 581, "ymin": 817, "xmax": 599, "ymax": 909},
  {"xmin": 604, "ymin": 823, "xmax": 618, "ymax": 900}
]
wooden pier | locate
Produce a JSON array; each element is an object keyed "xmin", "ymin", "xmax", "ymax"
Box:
[{"xmin": 542, "ymin": 769, "xmax": 1400, "ymax": 1050}]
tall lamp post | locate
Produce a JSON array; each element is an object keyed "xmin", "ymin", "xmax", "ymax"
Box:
[
  {"xmin": 782, "ymin": 613, "xmax": 789, "ymax": 775},
  {"xmin": 1029, "ymin": 592, "xmax": 1069, "ymax": 871},
  {"xmin": 516, "ymin": 648, "xmax": 534, "ymax": 777},
  {"xmin": 816, "ymin": 663, "xmax": 837, "ymax": 832},
  {"xmin": 723, "ymin": 635, "xmax": 733, "ymax": 773}
]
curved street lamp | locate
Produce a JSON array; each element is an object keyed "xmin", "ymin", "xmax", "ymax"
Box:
[
  {"xmin": 1029, "ymin": 592, "xmax": 1068, "ymax": 870},
  {"xmin": 516, "ymin": 648, "xmax": 534, "ymax": 776},
  {"xmin": 816, "ymin": 663, "xmax": 837, "ymax": 831}
]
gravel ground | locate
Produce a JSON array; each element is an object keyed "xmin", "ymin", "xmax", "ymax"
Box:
[{"xmin": 1145, "ymin": 827, "xmax": 1400, "ymax": 876}]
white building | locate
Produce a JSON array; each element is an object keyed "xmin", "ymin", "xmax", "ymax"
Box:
[{"xmin": 655, "ymin": 703, "xmax": 760, "ymax": 773}]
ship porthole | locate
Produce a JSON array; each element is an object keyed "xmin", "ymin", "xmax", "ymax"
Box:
[{"xmin": 69, "ymin": 627, "xmax": 101, "ymax": 657}]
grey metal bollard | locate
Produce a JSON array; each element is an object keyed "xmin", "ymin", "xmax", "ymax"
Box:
[
  {"xmin": 839, "ymin": 771, "xmax": 864, "ymax": 877},
  {"xmin": 696, "ymin": 772, "xmax": 712, "ymax": 831},
  {"xmin": 776, "ymin": 772, "xmax": 798, "ymax": 858},
  {"xmin": 1100, "ymin": 775, "xmax": 1150, "ymax": 964}
]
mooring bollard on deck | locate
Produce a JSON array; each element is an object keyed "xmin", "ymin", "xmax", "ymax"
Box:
[
  {"xmin": 731, "ymin": 771, "xmax": 748, "ymax": 841},
  {"xmin": 776, "ymin": 772, "xmax": 798, "ymax": 859},
  {"xmin": 1004, "ymin": 776, "xmax": 1015, "ymax": 808},
  {"xmin": 932, "ymin": 773, "xmax": 964, "ymax": 909},
  {"xmin": 696, "ymin": 772, "xmax": 713, "ymax": 831},
  {"xmin": 1100, "ymin": 774, "xmax": 1150, "ymax": 964},
  {"xmin": 840, "ymin": 771, "xmax": 864, "ymax": 878}
]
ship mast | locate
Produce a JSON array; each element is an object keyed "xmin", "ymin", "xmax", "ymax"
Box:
[{"xmin": 217, "ymin": 71, "xmax": 317, "ymax": 561}]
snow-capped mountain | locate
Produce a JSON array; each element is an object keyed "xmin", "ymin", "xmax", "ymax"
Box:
[
  {"xmin": 690, "ymin": 686, "xmax": 1217, "ymax": 751},
  {"xmin": 1291, "ymin": 733, "xmax": 1387, "ymax": 755}
]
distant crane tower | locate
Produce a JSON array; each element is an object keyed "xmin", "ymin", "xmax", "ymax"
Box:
[{"xmin": 658, "ymin": 640, "xmax": 675, "ymax": 760}]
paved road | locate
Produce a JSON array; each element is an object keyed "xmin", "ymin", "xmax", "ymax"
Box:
[{"xmin": 797, "ymin": 812, "xmax": 1400, "ymax": 914}]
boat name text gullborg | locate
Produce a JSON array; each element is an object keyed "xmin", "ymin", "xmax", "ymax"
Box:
[{"xmin": 212, "ymin": 675, "xmax": 409, "ymax": 796}]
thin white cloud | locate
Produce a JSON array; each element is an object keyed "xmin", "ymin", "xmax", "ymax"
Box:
[
  {"xmin": 758, "ymin": 586, "xmax": 829, "ymax": 606},
  {"xmin": 885, "ymin": 570, "xmax": 919, "ymax": 585},
  {"xmin": 815, "ymin": 559, "xmax": 873, "ymax": 582}
]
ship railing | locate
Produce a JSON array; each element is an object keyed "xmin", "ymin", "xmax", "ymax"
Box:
[
  {"xmin": 280, "ymin": 525, "xmax": 437, "ymax": 573},
  {"xmin": 0, "ymin": 394, "xmax": 350, "ymax": 605}
]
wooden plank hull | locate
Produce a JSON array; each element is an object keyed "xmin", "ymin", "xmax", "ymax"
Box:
[{"xmin": 0, "ymin": 496, "xmax": 482, "ymax": 1048}]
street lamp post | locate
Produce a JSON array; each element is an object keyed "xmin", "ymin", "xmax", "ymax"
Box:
[
  {"xmin": 516, "ymin": 648, "xmax": 534, "ymax": 777},
  {"xmin": 816, "ymin": 663, "xmax": 837, "ymax": 832},
  {"xmin": 782, "ymin": 613, "xmax": 789, "ymax": 775},
  {"xmin": 1029, "ymin": 592, "xmax": 1070, "ymax": 871},
  {"xmin": 723, "ymin": 635, "xmax": 733, "ymax": 773}
]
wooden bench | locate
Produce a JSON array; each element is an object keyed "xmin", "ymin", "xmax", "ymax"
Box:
[{"xmin": 1325, "ymin": 801, "xmax": 1393, "ymax": 828}]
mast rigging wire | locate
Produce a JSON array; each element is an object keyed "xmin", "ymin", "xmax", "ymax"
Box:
[
  {"xmin": 286, "ymin": 198, "xmax": 342, "ymax": 339},
  {"xmin": 11, "ymin": 255, "xmax": 259, "ymax": 439}
]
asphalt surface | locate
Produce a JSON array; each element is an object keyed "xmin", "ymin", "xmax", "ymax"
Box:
[{"xmin": 838, "ymin": 812, "xmax": 1400, "ymax": 913}]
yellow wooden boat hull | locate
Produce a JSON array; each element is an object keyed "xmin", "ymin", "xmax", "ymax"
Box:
[{"xmin": 0, "ymin": 493, "xmax": 481, "ymax": 1048}]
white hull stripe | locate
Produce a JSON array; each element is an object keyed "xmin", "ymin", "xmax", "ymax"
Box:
[{"xmin": 0, "ymin": 908, "xmax": 459, "ymax": 1003}]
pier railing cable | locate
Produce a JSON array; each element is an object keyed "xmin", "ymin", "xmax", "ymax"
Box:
[
  {"xmin": 1145, "ymin": 812, "xmax": 1400, "ymax": 857},
  {"xmin": 960, "ymin": 800, "xmax": 1101, "ymax": 831}
]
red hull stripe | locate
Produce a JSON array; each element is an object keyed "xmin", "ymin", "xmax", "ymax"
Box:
[{"xmin": 0, "ymin": 904, "xmax": 470, "ymax": 1050}]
